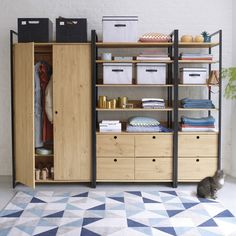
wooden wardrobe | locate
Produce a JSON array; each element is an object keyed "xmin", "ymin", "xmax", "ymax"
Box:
[{"xmin": 13, "ymin": 43, "xmax": 92, "ymax": 188}]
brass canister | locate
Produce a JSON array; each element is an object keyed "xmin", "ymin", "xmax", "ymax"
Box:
[
  {"xmin": 118, "ymin": 96, "xmax": 128, "ymax": 108},
  {"xmin": 111, "ymin": 99, "xmax": 117, "ymax": 109},
  {"xmin": 99, "ymin": 96, "xmax": 107, "ymax": 108},
  {"xmin": 106, "ymin": 100, "xmax": 112, "ymax": 109}
]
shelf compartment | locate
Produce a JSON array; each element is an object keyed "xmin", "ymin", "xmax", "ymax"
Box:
[
  {"xmin": 178, "ymin": 108, "xmax": 218, "ymax": 111},
  {"xmin": 96, "ymin": 60, "xmax": 173, "ymax": 64},
  {"xmin": 178, "ymin": 42, "xmax": 219, "ymax": 48},
  {"xmin": 96, "ymin": 42, "xmax": 173, "ymax": 48}
]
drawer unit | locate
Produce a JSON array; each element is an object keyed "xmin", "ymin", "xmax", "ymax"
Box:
[
  {"xmin": 137, "ymin": 63, "xmax": 167, "ymax": 84},
  {"xmin": 135, "ymin": 158, "xmax": 172, "ymax": 180},
  {"xmin": 135, "ymin": 134, "xmax": 172, "ymax": 157},
  {"xmin": 97, "ymin": 158, "xmax": 134, "ymax": 180},
  {"xmin": 180, "ymin": 68, "xmax": 207, "ymax": 84},
  {"xmin": 97, "ymin": 134, "xmax": 135, "ymax": 157},
  {"xmin": 103, "ymin": 63, "xmax": 132, "ymax": 84},
  {"xmin": 179, "ymin": 134, "xmax": 217, "ymax": 157},
  {"xmin": 102, "ymin": 16, "xmax": 138, "ymax": 42},
  {"xmin": 178, "ymin": 157, "xmax": 217, "ymax": 180}
]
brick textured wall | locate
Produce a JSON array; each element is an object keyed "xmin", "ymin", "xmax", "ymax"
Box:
[{"xmin": 0, "ymin": 0, "xmax": 233, "ymax": 175}]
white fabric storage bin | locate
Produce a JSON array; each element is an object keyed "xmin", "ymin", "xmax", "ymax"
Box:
[
  {"xmin": 103, "ymin": 63, "xmax": 132, "ymax": 84},
  {"xmin": 102, "ymin": 16, "xmax": 138, "ymax": 42},
  {"xmin": 136, "ymin": 63, "xmax": 167, "ymax": 84},
  {"xmin": 180, "ymin": 68, "xmax": 207, "ymax": 84}
]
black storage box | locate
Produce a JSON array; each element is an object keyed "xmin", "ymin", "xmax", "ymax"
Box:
[
  {"xmin": 56, "ymin": 18, "xmax": 87, "ymax": 42},
  {"xmin": 18, "ymin": 18, "xmax": 53, "ymax": 42}
]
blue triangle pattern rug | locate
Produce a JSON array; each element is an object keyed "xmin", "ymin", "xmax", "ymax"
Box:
[{"xmin": 0, "ymin": 190, "xmax": 236, "ymax": 235}]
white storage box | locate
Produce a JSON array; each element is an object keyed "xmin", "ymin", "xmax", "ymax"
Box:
[
  {"xmin": 103, "ymin": 63, "xmax": 132, "ymax": 84},
  {"xmin": 102, "ymin": 16, "xmax": 138, "ymax": 42},
  {"xmin": 180, "ymin": 68, "xmax": 207, "ymax": 84},
  {"xmin": 136, "ymin": 63, "xmax": 167, "ymax": 84}
]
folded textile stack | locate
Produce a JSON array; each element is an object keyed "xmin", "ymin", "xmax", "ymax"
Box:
[
  {"xmin": 99, "ymin": 120, "xmax": 121, "ymax": 132},
  {"xmin": 181, "ymin": 98, "xmax": 215, "ymax": 109},
  {"xmin": 136, "ymin": 50, "xmax": 170, "ymax": 61},
  {"xmin": 180, "ymin": 53, "xmax": 213, "ymax": 61},
  {"xmin": 126, "ymin": 116, "xmax": 172, "ymax": 133},
  {"xmin": 142, "ymin": 98, "xmax": 165, "ymax": 109},
  {"xmin": 180, "ymin": 115, "xmax": 216, "ymax": 132}
]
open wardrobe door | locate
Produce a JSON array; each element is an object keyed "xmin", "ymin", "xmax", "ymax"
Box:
[{"xmin": 14, "ymin": 43, "xmax": 35, "ymax": 188}]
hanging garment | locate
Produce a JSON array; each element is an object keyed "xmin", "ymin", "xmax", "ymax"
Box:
[
  {"xmin": 39, "ymin": 62, "xmax": 53, "ymax": 144},
  {"xmin": 45, "ymin": 76, "xmax": 53, "ymax": 124},
  {"xmin": 34, "ymin": 62, "xmax": 43, "ymax": 148}
]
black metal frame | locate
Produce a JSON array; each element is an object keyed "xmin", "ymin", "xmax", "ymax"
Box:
[{"xmin": 10, "ymin": 30, "xmax": 18, "ymax": 188}]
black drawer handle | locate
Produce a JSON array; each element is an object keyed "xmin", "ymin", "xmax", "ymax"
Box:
[
  {"xmin": 55, "ymin": 111, "xmax": 58, "ymax": 114},
  {"xmin": 189, "ymin": 74, "xmax": 201, "ymax": 77},
  {"xmin": 114, "ymin": 159, "xmax": 117, "ymax": 162},
  {"xmin": 152, "ymin": 159, "xmax": 156, "ymax": 162},
  {"xmin": 112, "ymin": 69, "xmax": 124, "ymax": 72},
  {"xmin": 152, "ymin": 136, "xmax": 156, "ymax": 139},
  {"xmin": 196, "ymin": 159, "xmax": 200, "ymax": 162},
  {"xmin": 114, "ymin": 24, "xmax": 126, "ymax": 27},
  {"xmin": 146, "ymin": 69, "xmax": 158, "ymax": 72},
  {"xmin": 114, "ymin": 136, "xmax": 117, "ymax": 139},
  {"xmin": 196, "ymin": 136, "xmax": 200, "ymax": 139}
]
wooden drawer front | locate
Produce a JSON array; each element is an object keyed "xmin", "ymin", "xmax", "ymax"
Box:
[
  {"xmin": 97, "ymin": 158, "xmax": 134, "ymax": 180},
  {"xmin": 178, "ymin": 158, "xmax": 217, "ymax": 180},
  {"xmin": 135, "ymin": 158, "xmax": 172, "ymax": 180},
  {"xmin": 179, "ymin": 134, "xmax": 217, "ymax": 157},
  {"xmin": 135, "ymin": 135, "xmax": 172, "ymax": 157},
  {"xmin": 97, "ymin": 135, "xmax": 134, "ymax": 157}
]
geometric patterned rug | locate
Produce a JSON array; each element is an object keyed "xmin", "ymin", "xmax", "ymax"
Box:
[{"xmin": 0, "ymin": 191, "xmax": 236, "ymax": 236}]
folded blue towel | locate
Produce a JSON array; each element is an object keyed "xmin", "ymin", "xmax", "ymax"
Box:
[
  {"xmin": 181, "ymin": 116, "xmax": 215, "ymax": 125},
  {"xmin": 181, "ymin": 98, "xmax": 215, "ymax": 109}
]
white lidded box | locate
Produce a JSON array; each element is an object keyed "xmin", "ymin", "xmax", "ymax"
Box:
[
  {"xmin": 180, "ymin": 68, "xmax": 207, "ymax": 84},
  {"xmin": 102, "ymin": 16, "xmax": 138, "ymax": 42},
  {"xmin": 103, "ymin": 63, "xmax": 132, "ymax": 84},
  {"xmin": 136, "ymin": 63, "xmax": 167, "ymax": 84}
]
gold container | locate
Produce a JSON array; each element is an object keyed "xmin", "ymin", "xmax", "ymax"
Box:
[
  {"xmin": 118, "ymin": 96, "xmax": 128, "ymax": 108},
  {"xmin": 99, "ymin": 96, "xmax": 106, "ymax": 108},
  {"xmin": 111, "ymin": 99, "xmax": 117, "ymax": 109},
  {"xmin": 106, "ymin": 100, "xmax": 112, "ymax": 109}
]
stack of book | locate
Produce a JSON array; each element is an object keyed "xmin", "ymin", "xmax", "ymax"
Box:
[
  {"xmin": 142, "ymin": 98, "xmax": 165, "ymax": 109},
  {"xmin": 136, "ymin": 54, "xmax": 170, "ymax": 61},
  {"xmin": 180, "ymin": 53, "xmax": 213, "ymax": 61},
  {"xmin": 99, "ymin": 120, "xmax": 122, "ymax": 132}
]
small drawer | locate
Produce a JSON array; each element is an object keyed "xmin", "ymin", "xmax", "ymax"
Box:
[
  {"xmin": 135, "ymin": 158, "xmax": 172, "ymax": 180},
  {"xmin": 179, "ymin": 134, "xmax": 217, "ymax": 157},
  {"xmin": 97, "ymin": 158, "xmax": 134, "ymax": 180},
  {"xmin": 97, "ymin": 135, "xmax": 134, "ymax": 157},
  {"xmin": 135, "ymin": 134, "xmax": 172, "ymax": 157},
  {"xmin": 178, "ymin": 157, "xmax": 217, "ymax": 181}
]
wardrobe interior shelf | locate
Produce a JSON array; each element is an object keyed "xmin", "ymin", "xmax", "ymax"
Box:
[
  {"xmin": 96, "ymin": 84, "xmax": 174, "ymax": 87},
  {"xmin": 96, "ymin": 42, "xmax": 173, "ymax": 48},
  {"xmin": 179, "ymin": 60, "xmax": 218, "ymax": 64},
  {"xmin": 96, "ymin": 60, "xmax": 173, "ymax": 64},
  {"xmin": 35, "ymin": 154, "xmax": 54, "ymax": 157},
  {"xmin": 178, "ymin": 42, "xmax": 219, "ymax": 48},
  {"xmin": 178, "ymin": 108, "xmax": 218, "ymax": 111},
  {"xmin": 96, "ymin": 107, "xmax": 173, "ymax": 111}
]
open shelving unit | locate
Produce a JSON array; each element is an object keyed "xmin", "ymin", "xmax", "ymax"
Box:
[{"xmin": 91, "ymin": 29, "xmax": 222, "ymax": 188}]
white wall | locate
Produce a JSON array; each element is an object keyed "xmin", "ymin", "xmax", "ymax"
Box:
[{"xmin": 0, "ymin": 0, "xmax": 233, "ymax": 175}]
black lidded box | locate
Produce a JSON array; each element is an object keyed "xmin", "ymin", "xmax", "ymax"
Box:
[
  {"xmin": 56, "ymin": 18, "xmax": 87, "ymax": 42},
  {"xmin": 18, "ymin": 18, "xmax": 53, "ymax": 42}
]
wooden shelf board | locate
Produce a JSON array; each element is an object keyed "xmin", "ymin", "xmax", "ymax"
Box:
[
  {"xmin": 178, "ymin": 42, "xmax": 219, "ymax": 48},
  {"xmin": 35, "ymin": 154, "xmax": 53, "ymax": 157},
  {"xmin": 179, "ymin": 60, "xmax": 218, "ymax": 64},
  {"xmin": 96, "ymin": 84, "xmax": 173, "ymax": 87},
  {"xmin": 178, "ymin": 108, "xmax": 218, "ymax": 111},
  {"xmin": 96, "ymin": 108, "xmax": 173, "ymax": 111},
  {"xmin": 179, "ymin": 84, "xmax": 218, "ymax": 87},
  {"xmin": 178, "ymin": 131, "xmax": 218, "ymax": 135},
  {"xmin": 96, "ymin": 60, "xmax": 173, "ymax": 64},
  {"xmin": 35, "ymin": 179, "xmax": 90, "ymax": 183},
  {"xmin": 97, "ymin": 179, "xmax": 172, "ymax": 182},
  {"xmin": 96, "ymin": 42, "xmax": 173, "ymax": 48},
  {"xmin": 96, "ymin": 131, "xmax": 173, "ymax": 135}
]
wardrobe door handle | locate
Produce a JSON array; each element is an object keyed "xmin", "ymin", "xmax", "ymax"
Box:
[
  {"xmin": 152, "ymin": 159, "xmax": 156, "ymax": 162},
  {"xmin": 152, "ymin": 136, "xmax": 156, "ymax": 139},
  {"xmin": 114, "ymin": 136, "xmax": 117, "ymax": 139},
  {"xmin": 114, "ymin": 159, "xmax": 117, "ymax": 162},
  {"xmin": 196, "ymin": 136, "xmax": 200, "ymax": 139},
  {"xmin": 55, "ymin": 111, "xmax": 58, "ymax": 114},
  {"xmin": 196, "ymin": 159, "xmax": 200, "ymax": 162}
]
